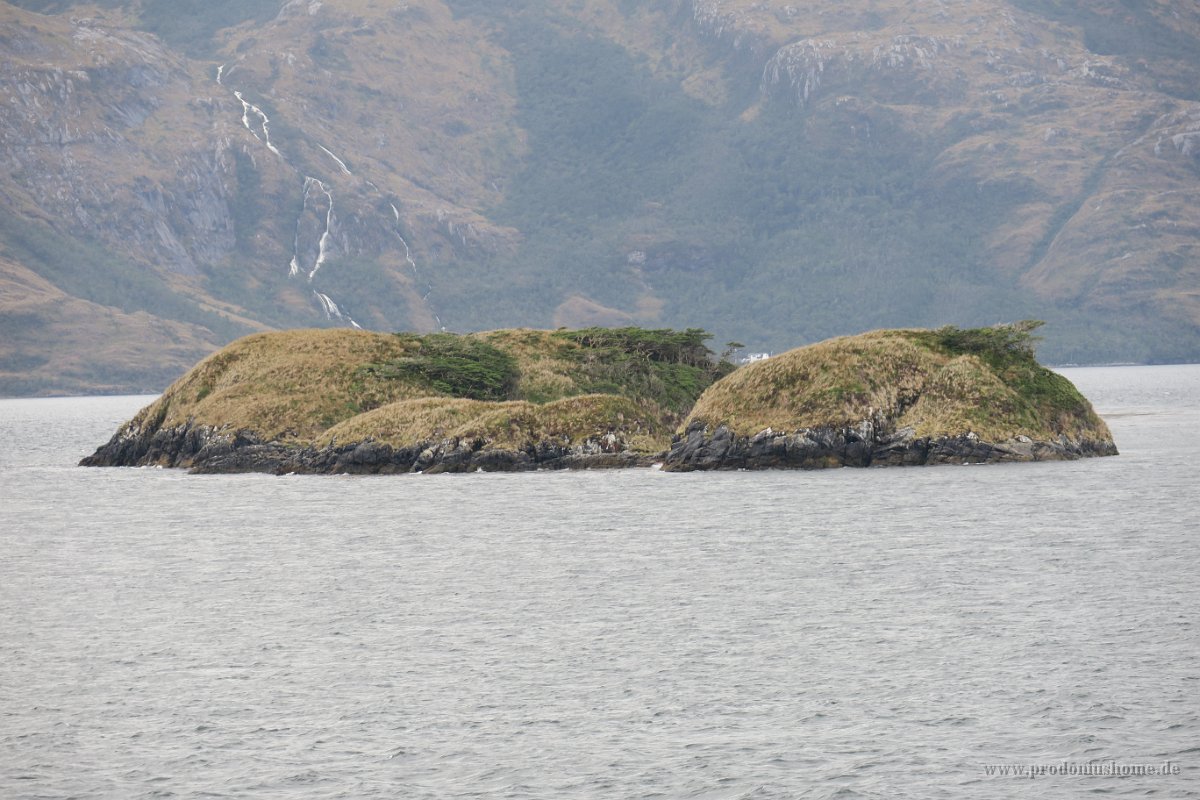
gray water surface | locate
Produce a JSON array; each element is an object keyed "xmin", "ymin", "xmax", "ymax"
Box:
[{"xmin": 1, "ymin": 366, "xmax": 1198, "ymax": 798}]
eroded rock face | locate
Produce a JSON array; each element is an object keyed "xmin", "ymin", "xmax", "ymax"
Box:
[
  {"xmin": 663, "ymin": 421, "xmax": 1117, "ymax": 471},
  {"xmin": 81, "ymin": 413, "xmax": 1118, "ymax": 474},
  {"xmin": 80, "ymin": 419, "xmax": 655, "ymax": 474}
]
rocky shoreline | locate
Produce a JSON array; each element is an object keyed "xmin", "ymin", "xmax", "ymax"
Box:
[
  {"xmin": 79, "ymin": 421, "xmax": 654, "ymax": 474},
  {"xmin": 77, "ymin": 325, "xmax": 1122, "ymax": 475},
  {"xmin": 80, "ymin": 416, "xmax": 1118, "ymax": 475},
  {"xmin": 662, "ymin": 421, "xmax": 1118, "ymax": 471}
]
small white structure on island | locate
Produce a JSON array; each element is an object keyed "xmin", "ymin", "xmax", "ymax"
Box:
[{"xmin": 740, "ymin": 352, "xmax": 771, "ymax": 364}]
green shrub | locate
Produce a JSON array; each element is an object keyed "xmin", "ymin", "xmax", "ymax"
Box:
[
  {"xmin": 559, "ymin": 327, "xmax": 717, "ymax": 367},
  {"xmin": 926, "ymin": 320, "xmax": 1045, "ymax": 365},
  {"xmin": 361, "ymin": 334, "xmax": 519, "ymax": 401},
  {"xmin": 554, "ymin": 326, "xmax": 729, "ymax": 415}
]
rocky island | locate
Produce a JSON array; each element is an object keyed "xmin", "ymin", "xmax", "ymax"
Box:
[
  {"xmin": 82, "ymin": 323, "xmax": 1117, "ymax": 474},
  {"xmin": 665, "ymin": 322, "xmax": 1117, "ymax": 470},
  {"xmin": 81, "ymin": 326, "xmax": 728, "ymax": 474}
]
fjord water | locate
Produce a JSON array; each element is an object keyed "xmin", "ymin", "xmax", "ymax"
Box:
[{"xmin": 1, "ymin": 366, "xmax": 1197, "ymax": 799}]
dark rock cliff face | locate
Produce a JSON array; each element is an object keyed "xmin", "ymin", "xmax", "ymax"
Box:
[
  {"xmin": 663, "ymin": 421, "xmax": 1118, "ymax": 472},
  {"xmin": 80, "ymin": 415, "xmax": 1119, "ymax": 475},
  {"xmin": 80, "ymin": 421, "xmax": 654, "ymax": 475}
]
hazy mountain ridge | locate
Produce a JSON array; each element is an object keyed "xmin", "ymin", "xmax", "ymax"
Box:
[
  {"xmin": 1, "ymin": 0, "xmax": 1197, "ymax": 394},
  {"xmin": 687, "ymin": 0, "xmax": 1200, "ymax": 336}
]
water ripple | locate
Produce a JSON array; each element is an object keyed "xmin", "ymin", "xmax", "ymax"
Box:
[{"xmin": 1, "ymin": 367, "xmax": 1197, "ymax": 798}]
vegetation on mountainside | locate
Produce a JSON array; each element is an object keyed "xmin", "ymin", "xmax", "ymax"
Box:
[
  {"xmin": 8, "ymin": 0, "xmax": 282, "ymax": 54},
  {"xmin": 5, "ymin": 0, "xmax": 1200, "ymax": 400},
  {"xmin": 1009, "ymin": 0, "xmax": 1200, "ymax": 99},
  {"xmin": 435, "ymin": 2, "xmax": 1200, "ymax": 364},
  {"xmin": 0, "ymin": 213, "xmax": 251, "ymax": 343},
  {"xmin": 683, "ymin": 323, "xmax": 1111, "ymax": 443},
  {"xmin": 0, "ymin": 257, "xmax": 219, "ymax": 396},
  {"xmin": 440, "ymin": 15, "xmax": 1042, "ymax": 355}
]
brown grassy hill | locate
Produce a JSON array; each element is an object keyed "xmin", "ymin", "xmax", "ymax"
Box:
[
  {"xmin": 3, "ymin": 0, "xmax": 1198, "ymax": 395},
  {"xmin": 82, "ymin": 322, "xmax": 1116, "ymax": 473},
  {"xmin": 84, "ymin": 326, "xmax": 727, "ymax": 469},
  {"xmin": 0, "ymin": 255, "xmax": 220, "ymax": 394},
  {"xmin": 665, "ymin": 322, "xmax": 1115, "ymax": 470},
  {"xmin": 683, "ymin": 325, "xmax": 1110, "ymax": 443}
]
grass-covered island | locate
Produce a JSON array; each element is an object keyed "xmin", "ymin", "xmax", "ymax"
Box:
[{"xmin": 81, "ymin": 323, "xmax": 1117, "ymax": 474}]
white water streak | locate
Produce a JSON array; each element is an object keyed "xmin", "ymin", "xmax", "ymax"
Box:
[
  {"xmin": 233, "ymin": 92, "xmax": 258, "ymax": 140},
  {"xmin": 389, "ymin": 203, "xmax": 443, "ymax": 330},
  {"xmin": 307, "ymin": 177, "xmax": 334, "ymax": 282},
  {"xmin": 315, "ymin": 291, "xmax": 339, "ymax": 317},
  {"xmin": 233, "ymin": 90, "xmax": 282, "ymax": 157},
  {"xmin": 216, "ymin": 64, "xmax": 225, "ymax": 85},
  {"xmin": 288, "ymin": 177, "xmax": 334, "ymax": 282},
  {"xmin": 314, "ymin": 290, "xmax": 361, "ymax": 329},
  {"xmin": 318, "ymin": 144, "xmax": 352, "ymax": 176}
]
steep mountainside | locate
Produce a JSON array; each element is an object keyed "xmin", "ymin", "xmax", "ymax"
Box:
[{"xmin": 2, "ymin": 0, "xmax": 1198, "ymax": 394}]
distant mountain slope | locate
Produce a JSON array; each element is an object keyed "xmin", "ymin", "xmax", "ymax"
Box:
[{"xmin": 1, "ymin": 0, "xmax": 1197, "ymax": 394}]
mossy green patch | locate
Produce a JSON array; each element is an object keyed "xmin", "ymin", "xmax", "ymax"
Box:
[{"xmin": 905, "ymin": 320, "xmax": 1044, "ymax": 369}]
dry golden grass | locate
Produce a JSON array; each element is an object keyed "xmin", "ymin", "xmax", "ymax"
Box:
[
  {"xmin": 124, "ymin": 328, "xmax": 675, "ymax": 453},
  {"xmin": 320, "ymin": 397, "xmax": 522, "ymax": 447},
  {"xmin": 899, "ymin": 355, "xmax": 1031, "ymax": 440},
  {"xmin": 685, "ymin": 330, "xmax": 942, "ymax": 433},
  {"xmin": 476, "ymin": 394, "xmax": 665, "ymax": 452},
  {"xmin": 897, "ymin": 352, "xmax": 1110, "ymax": 443},
  {"xmin": 685, "ymin": 329, "xmax": 1111, "ymax": 442},
  {"xmin": 321, "ymin": 393, "xmax": 666, "ymax": 453},
  {"xmin": 131, "ymin": 329, "xmax": 433, "ymax": 441},
  {"xmin": 470, "ymin": 328, "xmax": 583, "ymax": 402}
]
